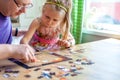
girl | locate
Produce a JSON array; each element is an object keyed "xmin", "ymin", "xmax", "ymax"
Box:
[{"xmin": 20, "ymin": 0, "xmax": 75, "ymax": 51}]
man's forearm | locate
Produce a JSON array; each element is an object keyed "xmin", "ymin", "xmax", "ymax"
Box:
[
  {"xmin": 12, "ymin": 28, "xmax": 27, "ymax": 36},
  {"xmin": 0, "ymin": 44, "xmax": 14, "ymax": 59}
]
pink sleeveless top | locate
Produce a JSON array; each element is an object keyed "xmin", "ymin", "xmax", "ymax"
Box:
[
  {"xmin": 30, "ymin": 32, "xmax": 58, "ymax": 46},
  {"xmin": 29, "ymin": 18, "xmax": 62, "ymax": 51}
]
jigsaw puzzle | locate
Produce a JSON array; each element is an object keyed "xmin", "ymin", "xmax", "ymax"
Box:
[{"xmin": 9, "ymin": 51, "xmax": 72, "ymax": 69}]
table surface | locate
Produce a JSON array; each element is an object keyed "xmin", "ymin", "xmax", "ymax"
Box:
[{"xmin": 0, "ymin": 38, "xmax": 120, "ymax": 80}]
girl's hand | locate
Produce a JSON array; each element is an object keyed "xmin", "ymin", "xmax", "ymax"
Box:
[{"xmin": 57, "ymin": 39, "xmax": 71, "ymax": 48}]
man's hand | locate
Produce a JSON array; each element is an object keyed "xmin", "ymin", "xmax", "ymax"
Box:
[{"xmin": 11, "ymin": 44, "xmax": 37, "ymax": 62}]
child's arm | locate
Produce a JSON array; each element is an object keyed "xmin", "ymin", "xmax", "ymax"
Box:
[
  {"xmin": 20, "ymin": 19, "xmax": 39, "ymax": 44},
  {"xmin": 67, "ymin": 32, "xmax": 75, "ymax": 46}
]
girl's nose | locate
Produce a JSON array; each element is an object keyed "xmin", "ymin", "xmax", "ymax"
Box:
[{"xmin": 48, "ymin": 20, "xmax": 52, "ymax": 25}]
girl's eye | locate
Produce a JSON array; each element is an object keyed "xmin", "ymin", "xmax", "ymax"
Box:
[{"xmin": 53, "ymin": 19, "xmax": 57, "ymax": 22}]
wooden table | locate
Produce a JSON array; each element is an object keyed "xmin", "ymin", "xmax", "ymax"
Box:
[{"xmin": 0, "ymin": 38, "xmax": 120, "ymax": 80}]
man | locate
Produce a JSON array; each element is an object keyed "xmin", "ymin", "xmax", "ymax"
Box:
[{"xmin": 0, "ymin": 0, "xmax": 36, "ymax": 62}]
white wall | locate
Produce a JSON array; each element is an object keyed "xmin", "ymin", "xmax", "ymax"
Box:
[{"xmin": 19, "ymin": 0, "xmax": 46, "ymax": 30}]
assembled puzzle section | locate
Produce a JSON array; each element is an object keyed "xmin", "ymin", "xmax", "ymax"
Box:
[{"xmin": 9, "ymin": 51, "xmax": 72, "ymax": 69}]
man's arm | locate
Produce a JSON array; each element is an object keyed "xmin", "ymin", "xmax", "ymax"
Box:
[
  {"xmin": 0, "ymin": 44, "xmax": 36, "ymax": 62},
  {"xmin": 12, "ymin": 28, "xmax": 27, "ymax": 37},
  {"xmin": 0, "ymin": 44, "xmax": 13, "ymax": 59}
]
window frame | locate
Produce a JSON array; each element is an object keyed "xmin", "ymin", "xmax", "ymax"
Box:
[{"xmin": 83, "ymin": 0, "xmax": 120, "ymax": 39}]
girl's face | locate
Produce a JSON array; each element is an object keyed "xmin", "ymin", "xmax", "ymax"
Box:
[{"xmin": 41, "ymin": 4, "xmax": 66, "ymax": 28}]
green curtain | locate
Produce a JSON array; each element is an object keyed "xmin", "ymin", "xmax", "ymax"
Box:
[{"xmin": 71, "ymin": 0, "xmax": 84, "ymax": 44}]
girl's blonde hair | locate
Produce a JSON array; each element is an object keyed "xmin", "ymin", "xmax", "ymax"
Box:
[{"xmin": 44, "ymin": 0, "xmax": 73, "ymax": 40}]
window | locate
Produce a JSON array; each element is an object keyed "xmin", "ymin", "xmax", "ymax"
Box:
[{"xmin": 83, "ymin": 0, "xmax": 120, "ymax": 38}]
